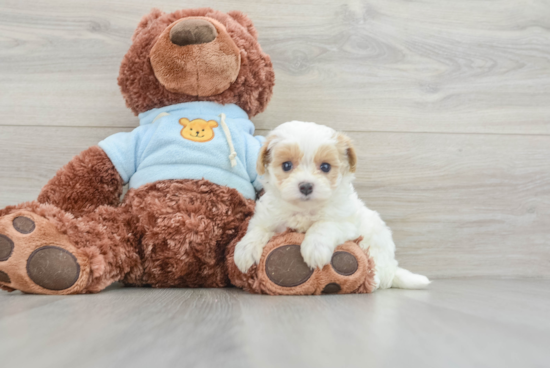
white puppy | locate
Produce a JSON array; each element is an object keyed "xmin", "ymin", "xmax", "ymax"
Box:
[{"xmin": 234, "ymin": 121, "xmax": 430, "ymax": 291}]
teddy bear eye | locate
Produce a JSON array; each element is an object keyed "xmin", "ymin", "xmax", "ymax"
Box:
[
  {"xmin": 190, "ymin": 128, "xmax": 193, "ymax": 131},
  {"xmin": 202, "ymin": 129, "xmax": 205, "ymax": 131},
  {"xmin": 320, "ymin": 163, "xmax": 331, "ymax": 173},
  {"xmin": 282, "ymin": 161, "xmax": 293, "ymax": 172}
]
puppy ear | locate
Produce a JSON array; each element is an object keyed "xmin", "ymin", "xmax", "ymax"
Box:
[
  {"xmin": 208, "ymin": 120, "xmax": 219, "ymax": 128},
  {"xmin": 336, "ymin": 133, "xmax": 357, "ymax": 173},
  {"xmin": 179, "ymin": 118, "xmax": 190, "ymax": 127},
  {"xmin": 256, "ymin": 136, "xmax": 275, "ymax": 175}
]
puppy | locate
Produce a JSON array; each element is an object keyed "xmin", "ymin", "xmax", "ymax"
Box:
[{"xmin": 234, "ymin": 121, "xmax": 430, "ymax": 291}]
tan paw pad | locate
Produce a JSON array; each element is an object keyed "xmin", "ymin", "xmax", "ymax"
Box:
[{"xmin": 0, "ymin": 211, "xmax": 89, "ymax": 294}]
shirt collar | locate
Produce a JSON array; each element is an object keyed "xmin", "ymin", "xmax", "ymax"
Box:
[{"xmin": 138, "ymin": 102, "xmax": 249, "ymax": 126}]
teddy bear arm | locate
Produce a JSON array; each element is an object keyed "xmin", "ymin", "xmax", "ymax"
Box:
[{"xmin": 37, "ymin": 146, "xmax": 123, "ymax": 217}]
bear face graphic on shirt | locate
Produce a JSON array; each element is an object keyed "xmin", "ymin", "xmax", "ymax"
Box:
[{"xmin": 179, "ymin": 118, "xmax": 219, "ymax": 142}]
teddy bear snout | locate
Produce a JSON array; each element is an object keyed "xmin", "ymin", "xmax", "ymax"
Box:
[
  {"xmin": 170, "ymin": 18, "xmax": 218, "ymax": 46},
  {"xmin": 149, "ymin": 16, "xmax": 241, "ymax": 97}
]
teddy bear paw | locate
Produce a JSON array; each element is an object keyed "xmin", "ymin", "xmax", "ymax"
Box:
[
  {"xmin": 255, "ymin": 232, "xmax": 375, "ymax": 295},
  {"xmin": 0, "ymin": 211, "xmax": 89, "ymax": 294}
]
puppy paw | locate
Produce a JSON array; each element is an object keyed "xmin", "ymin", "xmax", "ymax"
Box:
[
  {"xmin": 234, "ymin": 250, "xmax": 254, "ymax": 274},
  {"xmin": 234, "ymin": 231, "xmax": 271, "ymax": 273},
  {"xmin": 234, "ymin": 241, "xmax": 258, "ymax": 273},
  {"xmin": 373, "ymin": 273, "xmax": 381, "ymax": 290},
  {"xmin": 300, "ymin": 235, "xmax": 335, "ymax": 270}
]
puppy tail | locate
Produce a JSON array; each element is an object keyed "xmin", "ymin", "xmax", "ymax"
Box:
[{"xmin": 391, "ymin": 267, "xmax": 431, "ymax": 289}]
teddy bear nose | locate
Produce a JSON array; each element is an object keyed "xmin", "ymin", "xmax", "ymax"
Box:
[{"xmin": 169, "ymin": 18, "xmax": 218, "ymax": 46}]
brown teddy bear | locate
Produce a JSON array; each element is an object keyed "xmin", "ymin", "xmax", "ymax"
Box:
[
  {"xmin": 0, "ymin": 8, "xmax": 273, "ymax": 294},
  {"xmin": 0, "ymin": 7, "xmax": 376, "ymax": 295}
]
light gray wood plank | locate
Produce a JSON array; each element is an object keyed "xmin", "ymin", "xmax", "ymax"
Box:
[
  {"xmin": 0, "ymin": 0, "xmax": 549, "ymax": 134},
  {"xmin": 349, "ymin": 131, "xmax": 550, "ymax": 279},
  {"xmin": 0, "ymin": 280, "xmax": 549, "ymax": 368},
  {"xmin": 1, "ymin": 126, "xmax": 548, "ymax": 278},
  {"xmin": 0, "ymin": 126, "xmax": 131, "ymax": 206}
]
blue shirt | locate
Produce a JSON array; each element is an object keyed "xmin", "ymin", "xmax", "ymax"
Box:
[{"xmin": 98, "ymin": 102, "xmax": 265, "ymax": 200}]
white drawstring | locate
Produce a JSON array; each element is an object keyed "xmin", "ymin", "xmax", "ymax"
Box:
[
  {"xmin": 151, "ymin": 111, "xmax": 237, "ymax": 168},
  {"xmin": 152, "ymin": 112, "xmax": 170, "ymax": 123},
  {"xmin": 219, "ymin": 113, "xmax": 238, "ymax": 168}
]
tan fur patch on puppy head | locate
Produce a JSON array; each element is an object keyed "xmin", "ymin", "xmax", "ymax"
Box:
[
  {"xmin": 314, "ymin": 144, "xmax": 341, "ymax": 188},
  {"xmin": 256, "ymin": 136, "xmax": 275, "ymax": 175},
  {"xmin": 271, "ymin": 143, "xmax": 304, "ymax": 186},
  {"xmin": 336, "ymin": 133, "xmax": 357, "ymax": 173}
]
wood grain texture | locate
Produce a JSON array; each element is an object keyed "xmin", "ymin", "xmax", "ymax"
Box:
[
  {"xmin": 0, "ymin": 0, "xmax": 549, "ymax": 133},
  {"xmin": 0, "ymin": 0, "xmax": 549, "ymax": 278},
  {"xmin": 1, "ymin": 280, "xmax": 550, "ymax": 368},
  {"xmin": 1, "ymin": 127, "xmax": 549, "ymax": 278},
  {"xmin": 0, "ymin": 126, "xmax": 131, "ymax": 206}
]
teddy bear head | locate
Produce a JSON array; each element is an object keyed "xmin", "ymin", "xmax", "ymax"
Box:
[{"xmin": 118, "ymin": 8, "xmax": 275, "ymax": 117}]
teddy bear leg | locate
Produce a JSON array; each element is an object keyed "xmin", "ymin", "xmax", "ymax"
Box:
[
  {"xmin": 0, "ymin": 201, "xmax": 141, "ymax": 294},
  {"xmin": 124, "ymin": 179, "xmax": 255, "ymax": 289},
  {"xmin": 228, "ymin": 231, "xmax": 377, "ymax": 295},
  {"xmin": 37, "ymin": 146, "xmax": 123, "ymax": 218}
]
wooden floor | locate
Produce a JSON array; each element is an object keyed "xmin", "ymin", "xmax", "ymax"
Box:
[{"xmin": 0, "ymin": 279, "xmax": 548, "ymax": 368}]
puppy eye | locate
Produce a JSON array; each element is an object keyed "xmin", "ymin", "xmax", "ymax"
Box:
[
  {"xmin": 202, "ymin": 129, "xmax": 205, "ymax": 131},
  {"xmin": 320, "ymin": 163, "xmax": 331, "ymax": 173},
  {"xmin": 190, "ymin": 128, "xmax": 193, "ymax": 131},
  {"xmin": 282, "ymin": 161, "xmax": 293, "ymax": 172}
]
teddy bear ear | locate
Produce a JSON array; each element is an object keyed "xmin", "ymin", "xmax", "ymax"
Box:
[
  {"xmin": 132, "ymin": 8, "xmax": 165, "ymax": 42},
  {"xmin": 227, "ymin": 10, "xmax": 259, "ymax": 39},
  {"xmin": 179, "ymin": 118, "xmax": 190, "ymax": 127},
  {"xmin": 208, "ymin": 120, "xmax": 219, "ymax": 128}
]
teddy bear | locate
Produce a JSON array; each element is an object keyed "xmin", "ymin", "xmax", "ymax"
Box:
[
  {"xmin": 0, "ymin": 7, "xmax": 377, "ymax": 296},
  {"xmin": 0, "ymin": 7, "xmax": 274, "ymax": 294}
]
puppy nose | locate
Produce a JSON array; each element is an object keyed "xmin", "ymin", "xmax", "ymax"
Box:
[
  {"xmin": 299, "ymin": 182, "xmax": 314, "ymax": 196},
  {"xmin": 170, "ymin": 18, "xmax": 218, "ymax": 46}
]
